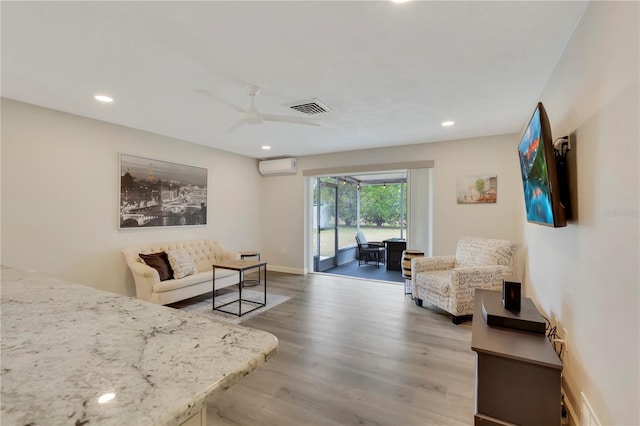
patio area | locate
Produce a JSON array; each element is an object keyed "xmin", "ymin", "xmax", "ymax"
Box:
[{"xmin": 322, "ymin": 259, "xmax": 405, "ymax": 284}]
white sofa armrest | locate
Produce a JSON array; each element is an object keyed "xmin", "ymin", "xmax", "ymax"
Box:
[
  {"xmin": 131, "ymin": 261, "xmax": 158, "ymax": 279},
  {"xmin": 129, "ymin": 261, "xmax": 160, "ymax": 303}
]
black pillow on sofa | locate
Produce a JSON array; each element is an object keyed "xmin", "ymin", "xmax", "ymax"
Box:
[{"xmin": 139, "ymin": 252, "xmax": 174, "ymax": 281}]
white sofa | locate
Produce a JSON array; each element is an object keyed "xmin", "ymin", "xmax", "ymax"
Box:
[{"xmin": 122, "ymin": 239, "xmax": 241, "ymax": 305}]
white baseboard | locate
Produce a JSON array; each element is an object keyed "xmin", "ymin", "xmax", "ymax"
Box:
[{"xmin": 267, "ymin": 265, "xmax": 307, "ymax": 275}]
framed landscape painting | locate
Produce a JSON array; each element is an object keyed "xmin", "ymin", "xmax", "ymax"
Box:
[
  {"xmin": 456, "ymin": 175, "xmax": 497, "ymax": 204},
  {"xmin": 119, "ymin": 154, "xmax": 207, "ymax": 228}
]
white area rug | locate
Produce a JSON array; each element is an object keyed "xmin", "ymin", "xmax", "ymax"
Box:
[{"xmin": 180, "ymin": 289, "xmax": 290, "ymax": 324}]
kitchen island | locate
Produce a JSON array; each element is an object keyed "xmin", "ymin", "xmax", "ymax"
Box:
[{"xmin": 0, "ymin": 267, "xmax": 278, "ymax": 426}]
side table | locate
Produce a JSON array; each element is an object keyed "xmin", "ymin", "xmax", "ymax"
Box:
[
  {"xmin": 471, "ymin": 290, "xmax": 562, "ymax": 424},
  {"xmin": 401, "ymin": 249, "xmax": 425, "ymax": 295},
  {"xmin": 239, "ymin": 251, "xmax": 261, "ymax": 287},
  {"xmin": 382, "ymin": 238, "xmax": 406, "ymax": 271},
  {"xmin": 212, "ymin": 259, "xmax": 267, "ymax": 317}
]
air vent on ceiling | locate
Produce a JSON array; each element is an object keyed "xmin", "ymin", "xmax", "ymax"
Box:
[{"xmin": 286, "ymin": 98, "xmax": 332, "ymax": 115}]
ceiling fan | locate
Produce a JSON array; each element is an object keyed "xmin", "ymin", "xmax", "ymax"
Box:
[{"xmin": 197, "ymin": 84, "xmax": 322, "ymax": 134}]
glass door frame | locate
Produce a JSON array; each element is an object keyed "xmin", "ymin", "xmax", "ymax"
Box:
[{"xmin": 314, "ymin": 177, "xmax": 339, "ymax": 272}]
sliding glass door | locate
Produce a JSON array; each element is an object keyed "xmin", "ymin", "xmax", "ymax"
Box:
[
  {"xmin": 314, "ymin": 177, "xmax": 338, "ymax": 272},
  {"xmin": 312, "ymin": 175, "xmax": 409, "ymax": 273}
]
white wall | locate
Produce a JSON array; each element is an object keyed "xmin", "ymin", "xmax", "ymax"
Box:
[
  {"xmin": 1, "ymin": 99, "xmax": 263, "ymax": 297},
  {"xmin": 406, "ymin": 168, "xmax": 432, "ymax": 255},
  {"xmin": 521, "ymin": 2, "xmax": 639, "ymax": 424},
  {"xmin": 261, "ymin": 133, "xmax": 523, "ymax": 273}
]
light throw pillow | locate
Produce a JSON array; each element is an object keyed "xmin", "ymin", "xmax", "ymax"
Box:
[
  {"xmin": 139, "ymin": 252, "xmax": 174, "ymax": 281},
  {"xmin": 166, "ymin": 249, "xmax": 197, "ymax": 279}
]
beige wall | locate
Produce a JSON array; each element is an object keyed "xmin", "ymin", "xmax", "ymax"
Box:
[
  {"xmin": 261, "ymin": 133, "xmax": 523, "ymax": 273},
  {"xmin": 521, "ymin": 2, "xmax": 639, "ymax": 424},
  {"xmin": 1, "ymin": 99, "xmax": 263, "ymax": 297}
]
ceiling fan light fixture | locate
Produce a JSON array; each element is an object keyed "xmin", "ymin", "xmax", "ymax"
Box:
[{"xmin": 205, "ymin": 84, "xmax": 324, "ymax": 134}]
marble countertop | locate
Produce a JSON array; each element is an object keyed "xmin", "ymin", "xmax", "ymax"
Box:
[{"xmin": 0, "ymin": 267, "xmax": 278, "ymax": 426}]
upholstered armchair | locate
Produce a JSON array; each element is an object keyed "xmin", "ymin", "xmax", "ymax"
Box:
[{"xmin": 411, "ymin": 236, "xmax": 517, "ymax": 324}]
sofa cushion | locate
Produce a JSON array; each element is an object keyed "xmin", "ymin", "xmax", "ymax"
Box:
[
  {"xmin": 139, "ymin": 252, "xmax": 173, "ymax": 281},
  {"xmin": 152, "ymin": 268, "xmax": 237, "ymax": 293},
  {"xmin": 167, "ymin": 249, "xmax": 198, "ymax": 279}
]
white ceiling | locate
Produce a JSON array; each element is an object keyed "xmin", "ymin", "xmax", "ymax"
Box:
[{"xmin": 1, "ymin": 1, "xmax": 587, "ymax": 159}]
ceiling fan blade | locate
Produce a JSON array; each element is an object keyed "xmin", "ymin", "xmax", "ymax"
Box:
[
  {"xmin": 223, "ymin": 117, "xmax": 252, "ymax": 134},
  {"xmin": 196, "ymin": 89, "xmax": 246, "ymax": 113},
  {"xmin": 262, "ymin": 114, "xmax": 323, "ymax": 127}
]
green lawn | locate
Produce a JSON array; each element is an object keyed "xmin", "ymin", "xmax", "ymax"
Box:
[{"xmin": 313, "ymin": 226, "xmax": 404, "ymax": 257}]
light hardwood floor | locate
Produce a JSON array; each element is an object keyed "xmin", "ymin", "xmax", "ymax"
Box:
[{"xmin": 200, "ymin": 272, "xmax": 476, "ymax": 425}]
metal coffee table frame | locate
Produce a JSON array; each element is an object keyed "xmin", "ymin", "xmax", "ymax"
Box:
[{"xmin": 212, "ymin": 260, "xmax": 267, "ymax": 317}]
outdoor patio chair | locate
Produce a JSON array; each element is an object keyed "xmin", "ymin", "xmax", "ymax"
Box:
[{"xmin": 355, "ymin": 230, "xmax": 385, "ymax": 268}]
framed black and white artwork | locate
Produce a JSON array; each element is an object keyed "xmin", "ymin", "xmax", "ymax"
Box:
[{"xmin": 119, "ymin": 154, "xmax": 207, "ymax": 228}]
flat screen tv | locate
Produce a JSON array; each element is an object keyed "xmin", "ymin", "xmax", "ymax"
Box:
[{"xmin": 517, "ymin": 102, "xmax": 567, "ymax": 227}]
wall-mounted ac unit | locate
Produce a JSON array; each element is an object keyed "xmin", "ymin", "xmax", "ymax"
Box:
[{"xmin": 258, "ymin": 158, "xmax": 297, "ymax": 176}]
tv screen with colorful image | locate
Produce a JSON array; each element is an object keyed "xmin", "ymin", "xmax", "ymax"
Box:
[{"xmin": 517, "ymin": 102, "xmax": 566, "ymax": 227}]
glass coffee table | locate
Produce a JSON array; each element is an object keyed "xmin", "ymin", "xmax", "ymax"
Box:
[{"xmin": 212, "ymin": 259, "xmax": 267, "ymax": 317}]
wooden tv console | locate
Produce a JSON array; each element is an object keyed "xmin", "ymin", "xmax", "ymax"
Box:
[{"xmin": 471, "ymin": 290, "xmax": 563, "ymax": 426}]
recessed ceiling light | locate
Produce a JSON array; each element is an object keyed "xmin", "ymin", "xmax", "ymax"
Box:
[
  {"xmin": 262, "ymin": 145, "xmax": 271, "ymax": 150},
  {"xmin": 441, "ymin": 121, "xmax": 455, "ymax": 127},
  {"xmin": 390, "ymin": 0, "xmax": 411, "ymax": 3},
  {"xmin": 94, "ymin": 95, "xmax": 113, "ymax": 103},
  {"xmin": 98, "ymin": 392, "xmax": 116, "ymax": 404}
]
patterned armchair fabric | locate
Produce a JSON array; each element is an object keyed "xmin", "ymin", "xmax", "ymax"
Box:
[{"xmin": 411, "ymin": 236, "xmax": 517, "ymax": 323}]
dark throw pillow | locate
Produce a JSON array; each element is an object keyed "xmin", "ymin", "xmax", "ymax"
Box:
[{"xmin": 139, "ymin": 252, "xmax": 174, "ymax": 281}]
